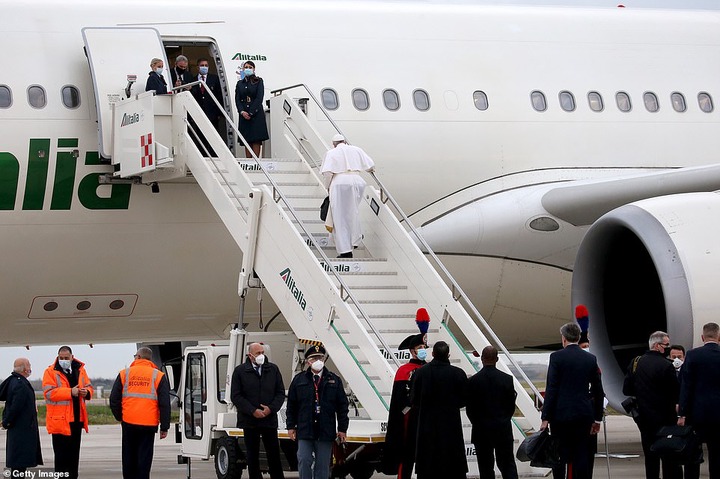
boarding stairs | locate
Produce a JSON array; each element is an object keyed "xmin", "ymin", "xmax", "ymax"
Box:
[{"xmin": 109, "ymin": 84, "xmax": 547, "ymax": 476}]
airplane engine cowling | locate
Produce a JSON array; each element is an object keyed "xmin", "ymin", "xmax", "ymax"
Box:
[{"xmin": 572, "ymin": 192, "xmax": 720, "ymax": 412}]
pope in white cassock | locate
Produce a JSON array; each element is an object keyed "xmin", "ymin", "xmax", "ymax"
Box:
[{"xmin": 320, "ymin": 134, "xmax": 375, "ymax": 258}]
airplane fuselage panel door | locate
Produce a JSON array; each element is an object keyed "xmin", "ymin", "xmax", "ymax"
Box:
[{"xmin": 81, "ymin": 27, "xmax": 170, "ymax": 159}]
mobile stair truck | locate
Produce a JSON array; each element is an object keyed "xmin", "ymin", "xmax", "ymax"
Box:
[{"xmin": 82, "ymin": 27, "xmax": 548, "ymax": 478}]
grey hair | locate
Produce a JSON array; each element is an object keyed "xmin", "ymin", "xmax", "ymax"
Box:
[
  {"xmin": 175, "ymin": 55, "xmax": 188, "ymax": 63},
  {"xmin": 648, "ymin": 331, "xmax": 669, "ymax": 350},
  {"xmin": 135, "ymin": 347, "xmax": 153, "ymax": 360},
  {"xmin": 560, "ymin": 322, "xmax": 581, "ymax": 343}
]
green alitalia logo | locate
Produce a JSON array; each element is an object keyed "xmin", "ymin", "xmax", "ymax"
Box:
[
  {"xmin": 0, "ymin": 138, "xmax": 131, "ymax": 211},
  {"xmin": 232, "ymin": 53, "xmax": 267, "ymax": 62}
]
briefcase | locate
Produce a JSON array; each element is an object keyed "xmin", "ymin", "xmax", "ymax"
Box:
[
  {"xmin": 650, "ymin": 425, "xmax": 703, "ymax": 465},
  {"xmin": 516, "ymin": 428, "xmax": 562, "ymax": 468}
]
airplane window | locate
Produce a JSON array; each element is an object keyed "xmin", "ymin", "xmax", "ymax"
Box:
[
  {"xmin": 615, "ymin": 91, "xmax": 632, "ymax": 112},
  {"xmin": 61, "ymin": 86, "xmax": 81, "ymax": 109},
  {"xmin": 321, "ymin": 88, "xmax": 339, "ymax": 110},
  {"xmin": 413, "ymin": 89, "xmax": 430, "ymax": 111},
  {"xmin": 351, "ymin": 89, "xmax": 369, "ymax": 111},
  {"xmin": 383, "ymin": 89, "xmax": 400, "ymax": 111},
  {"xmin": 27, "ymin": 85, "xmax": 46, "ymax": 109},
  {"xmin": 588, "ymin": 91, "xmax": 603, "ymax": 112},
  {"xmin": 530, "ymin": 91, "xmax": 547, "ymax": 112},
  {"xmin": 671, "ymin": 92, "xmax": 686, "ymax": 113},
  {"xmin": 698, "ymin": 92, "xmax": 714, "ymax": 113},
  {"xmin": 0, "ymin": 85, "xmax": 11, "ymax": 108},
  {"xmin": 473, "ymin": 91, "xmax": 488, "ymax": 111},
  {"xmin": 559, "ymin": 91, "xmax": 575, "ymax": 112},
  {"xmin": 643, "ymin": 92, "xmax": 659, "ymax": 112}
]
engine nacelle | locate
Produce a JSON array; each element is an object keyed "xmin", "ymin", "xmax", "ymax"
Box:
[{"xmin": 572, "ymin": 192, "xmax": 720, "ymax": 412}]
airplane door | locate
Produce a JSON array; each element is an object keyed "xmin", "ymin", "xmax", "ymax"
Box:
[{"xmin": 82, "ymin": 27, "xmax": 170, "ymax": 158}]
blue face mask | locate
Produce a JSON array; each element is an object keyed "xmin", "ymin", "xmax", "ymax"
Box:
[
  {"xmin": 243, "ymin": 68, "xmax": 254, "ymax": 77},
  {"xmin": 155, "ymin": 67, "xmax": 164, "ymax": 75},
  {"xmin": 416, "ymin": 348, "xmax": 428, "ymax": 361},
  {"xmin": 199, "ymin": 66, "xmax": 209, "ymax": 75}
]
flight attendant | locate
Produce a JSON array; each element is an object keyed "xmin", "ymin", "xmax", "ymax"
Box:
[{"xmin": 235, "ymin": 61, "xmax": 269, "ymax": 158}]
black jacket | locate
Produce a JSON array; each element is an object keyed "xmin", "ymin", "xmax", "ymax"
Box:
[
  {"xmin": 623, "ymin": 350, "xmax": 678, "ymax": 427},
  {"xmin": 0, "ymin": 372, "xmax": 43, "ymax": 468},
  {"xmin": 679, "ymin": 342, "xmax": 720, "ymax": 426},
  {"xmin": 109, "ymin": 370, "xmax": 172, "ymax": 432},
  {"xmin": 191, "ymin": 73, "xmax": 223, "ymax": 122},
  {"xmin": 466, "ymin": 365, "xmax": 517, "ymax": 442},
  {"xmin": 170, "ymin": 67, "xmax": 193, "ymax": 88},
  {"xmin": 230, "ymin": 359, "xmax": 285, "ymax": 428},
  {"xmin": 542, "ymin": 344, "xmax": 604, "ymax": 424},
  {"xmin": 286, "ymin": 368, "xmax": 349, "ymax": 441},
  {"xmin": 145, "ymin": 71, "xmax": 168, "ymax": 95}
]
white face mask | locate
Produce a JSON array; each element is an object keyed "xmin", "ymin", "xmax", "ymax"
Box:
[
  {"xmin": 155, "ymin": 67, "xmax": 164, "ymax": 75},
  {"xmin": 673, "ymin": 358, "xmax": 683, "ymax": 370},
  {"xmin": 310, "ymin": 359, "xmax": 324, "ymax": 372},
  {"xmin": 253, "ymin": 353, "xmax": 265, "ymax": 366},
  {"xmin": 58, "ymin": 359, "xmax": 72, "ymax": 370}
]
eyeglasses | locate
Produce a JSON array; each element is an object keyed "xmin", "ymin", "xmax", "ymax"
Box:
[{"xmin": 660, "ymin": 343, "xmax": 670, "ymax": 348}]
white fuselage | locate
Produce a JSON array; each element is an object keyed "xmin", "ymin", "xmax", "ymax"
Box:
[{"xmin": 2, "ymin": 0, "xmax": 719, "ymax": 346}]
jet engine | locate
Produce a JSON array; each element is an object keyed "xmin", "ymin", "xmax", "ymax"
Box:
[{"xmin": 572, "ymin": 192, "xmax": 720, "ymax": 412}]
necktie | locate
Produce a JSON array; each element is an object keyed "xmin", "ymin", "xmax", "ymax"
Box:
[
  {"xmin": 255, "ymin": 365, "xmax": 261, "ymax": 376},
  {"xmin": 200, "ymin": 76, "xmax": 206, "ymax": 94},
  {"xmin": 314, "ymin": 374, "xmax": 320, "ymax": 385}
]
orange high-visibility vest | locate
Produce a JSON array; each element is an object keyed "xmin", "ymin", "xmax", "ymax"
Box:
[
  {"xmin": 42, "ymin": 360, "xmax": 93, "ymax": 436},
  {"xmin": 120, "ymin": 359, "xmax": 164, "ymax": 427}
]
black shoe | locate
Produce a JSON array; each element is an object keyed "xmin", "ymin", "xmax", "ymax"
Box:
[{"xmin": 337, "ymin": 252, "xmax": 353, "ymax": 258}]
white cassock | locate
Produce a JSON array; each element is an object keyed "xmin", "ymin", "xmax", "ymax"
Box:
[{"xmin": 320, "ymin": 144, "xmax": 375, "ymax": 255}]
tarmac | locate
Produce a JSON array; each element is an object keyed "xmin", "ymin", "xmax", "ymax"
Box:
[{"xmin": 0, "ymin": 415, "xmax": 713, "ymax": 478}]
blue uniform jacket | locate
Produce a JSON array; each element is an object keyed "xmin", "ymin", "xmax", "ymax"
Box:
[{"xmin": 286, "ymin": 368, "xmax": 349, "ymax": 441}]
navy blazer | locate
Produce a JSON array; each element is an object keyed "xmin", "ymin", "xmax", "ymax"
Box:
[
  {"xmin": 542, "ymin": 344, "xmax": 604, "ymax": 424},
  {"xmin": 286, "ymin": 368, "xmax": 349, "ymax": 441},
  {"xmin": 679, "ymin": 342, "xmax": 720, "ymax": 425},
  {"xmin": 145, "ymin": 71, "xmax": 168, "ymax": 95}
]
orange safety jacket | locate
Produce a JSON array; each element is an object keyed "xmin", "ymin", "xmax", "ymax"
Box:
[
  {"xmin": 42, "ymin": 359, "xmax": 93, "ymax": 436},
  {"xmin": 120, "ymin": 358, "xmax": 164, "ymax": 427}
]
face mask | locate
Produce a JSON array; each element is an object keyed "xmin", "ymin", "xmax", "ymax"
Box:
[
  {"xmin": 663, "ymin": 346, "xmax": 671, "ymax": 357},
  {"xmin": 58, "ymin": 359, "xmax": 72, "ymax": 370},
  {"xmin": 155, "ymin": 67, "xmax": 164, "ymax": 75},
  {"xmin": 243, "ymin": 68, "xmax": 254, "ymax": 77},
  {"xmin": 581, "ymin": 346, "xmax": 591, "ymax": 353},
  {"xmin": 673, "ymin": 358, "xmax": 683, "ymax": 370},
  {"xmin": 253, "ymin": 354, "xmax": 265, "ymax": 366},
  {"xmin": 199, "ymin": 66, "xmax": 209, "ymax": 75},
  {"xmin": 311, "ymin": 360, "xmax": 324, "ymax": 372},
  {"xmin": 416, "ymin": 348, "xmax": 428, "ymax": 361},
  {"xmin": 176, "ymin": 66, "xmax": 185, "ymax": 73}
]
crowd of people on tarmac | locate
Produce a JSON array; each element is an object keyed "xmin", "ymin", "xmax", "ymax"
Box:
[{"xmin": 2, "ymin": 313, "xmax": 720, "ymax": 479}]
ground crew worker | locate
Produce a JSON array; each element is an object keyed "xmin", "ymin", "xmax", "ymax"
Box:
[
  {"xmin": 110, "ymin": 347, "xmax": 171, "ymax": 479},
  {"xmin": 42, "ymin": 346, "xmax": 93, "ymax": 479}
]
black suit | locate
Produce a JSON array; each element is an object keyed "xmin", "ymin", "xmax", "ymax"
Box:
[
  {"xmin": 623, "ymin": 350, "xmax": 681, "ymax": 479},
  {"xmin": 542, "ymin": 344, "xmax": 604, "ymax": 479},
  {"xmin": 191, "ymin": 73, "xmax": 223, "ymax": 125},
  {"xmin": 466, "ymin": 365, "xmax": 518, "ymax": 479},
  {"xmin": 679, "ymin": 342, "xmax": 720, "ymax": 479},
  {"xmin": 170, "ymin": 67, "xmax": 193, "ymax": 90}
]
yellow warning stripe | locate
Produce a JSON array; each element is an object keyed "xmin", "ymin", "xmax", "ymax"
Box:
[
  {"xmin": 298, "ymin": 339, "xmax": 323, "ymax": 347},
  {"xmin": 226, "ymin": 429, "xmax": 385, "ymax": 443}
]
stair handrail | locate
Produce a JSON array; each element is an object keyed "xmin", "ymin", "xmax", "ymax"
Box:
[
  {"xmin": 268, "ymin": 83, "xmax": 543, "ymax": 404},
  {"xmin": 172, "ymin": 81, "xmax": 402, "ymax": 371}
]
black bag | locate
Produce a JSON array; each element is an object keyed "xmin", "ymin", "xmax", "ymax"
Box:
[
  {"xmin": 650, "ymin": 425, "xmax": 703, "ymax": 465},
  {"xmin": 516, "ymin": 428, "xmax": 562, "ymax": 468},
  {"xmin": 320, "ymin": 196, "xmax": 330, "ymax": 221}
]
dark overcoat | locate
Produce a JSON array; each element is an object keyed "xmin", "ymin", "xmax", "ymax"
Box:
[
  {"xmin": 145, "ymin": 71, "xmax": 168, "ymax": 95},
  {"xmin": 679, "ymin": 342, "xmax": 720, "ymax": 431},
  {"xmin": 235, "ymin": 76, "xmax": 269, "ymax": 143},
  {"xmin": 286, "ymin": 368, "xmax": 349, "ymax": 442},
  {"xmin": 0, "ymin": 372, "xmax": 43, "ymax": 468},
  {"xmin": 230, "ymin": 359, "xmax": 286, "ymax": 429},
  {"xmin": 466, "ymin": 364, "xmax": 517, "ymax": 443},
  {"xmin": 410, "ymin": 359, "xmax": 468, "ymax": 479}
]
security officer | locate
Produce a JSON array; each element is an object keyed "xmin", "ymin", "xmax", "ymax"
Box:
[
  {"xmin": 286, "ymin": 345, "xmax": 349, "ymax": 479},
  {"xmin": 110, "ymin": 347, "xmax": 171, "ymax": 479},
  {"xmin": 42, "ymin": 346, "xmax": 93, "ymax": 479}
]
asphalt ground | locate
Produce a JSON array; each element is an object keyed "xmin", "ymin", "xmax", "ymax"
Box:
[{"xmin": 0, "ymin": 416, "xmax": 714, "ymax": 478}]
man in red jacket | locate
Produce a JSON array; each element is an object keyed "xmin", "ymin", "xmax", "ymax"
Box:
[{"xmin": 42, "ymin": 346, "xmax": 93, "ymax": 479}]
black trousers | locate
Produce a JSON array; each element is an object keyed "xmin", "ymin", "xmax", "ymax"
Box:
[
  {"xmin": 473, "ymin": 423, "xmax": 518, "ymax": 479},
  {"xmin": 683, "ymin": 427, "xmax": 720, "ymax": 479},
  {"xmin": 52, "ymin": 422, "xmax": 83, "ymax": 479},
  {"xmin": 243, "ymin": 426, "xmax": 285, "ymax": 479},
  {"xmin": 121, "ymin": 422, "xmax": 156, "ymax": 479},
  {"xmin": 551, "ymin": 421, "xmax": 593, "ymax": 479},
  {"xmin": 638, "ymin": 421, "xmax": 682, "ymax": 479}
]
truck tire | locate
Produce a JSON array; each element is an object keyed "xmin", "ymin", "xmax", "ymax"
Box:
[
  {"xmin": 214, "ymin": 436, "xmax": 243, "ymax": 479},
  {"xmin": 350, "ymin": 465, "xmax": 375, "ymax": 479}
]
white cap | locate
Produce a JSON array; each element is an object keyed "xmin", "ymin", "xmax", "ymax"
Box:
[{"xmin": 332, "ymin": 134, "xmax": 345, "ymax": 143}]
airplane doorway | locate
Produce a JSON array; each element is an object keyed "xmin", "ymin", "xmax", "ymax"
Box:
[{"xmin": 162, "ymin": 38, "xmax": 236, "ymax": 156}]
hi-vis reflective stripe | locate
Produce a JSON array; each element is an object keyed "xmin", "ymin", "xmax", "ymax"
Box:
[
  {"xmin": 122, "ymin": 367, "xmax": 159, "ymax": 400},
  {"xmin": 298, "ymin": 339, "xmax": 323, "ymax": 347},
  {"xmin": 44, "ymin": 372, "xmax": 70, "ymax": 406}
]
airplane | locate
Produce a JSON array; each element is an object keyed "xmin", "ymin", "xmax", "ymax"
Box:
[{"xmin": 2, "ymin": 0, "xmax": 720, "ymax": 409}]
